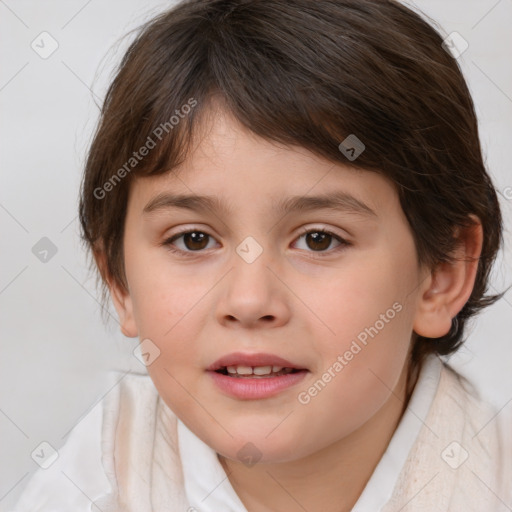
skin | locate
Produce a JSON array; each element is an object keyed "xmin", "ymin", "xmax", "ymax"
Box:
[{"xmin": 103, "ymin": 107, "xmax": 483, "ymax": 512}]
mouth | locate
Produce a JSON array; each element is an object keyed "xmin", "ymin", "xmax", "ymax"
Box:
[
  {"xmin": 207, "ymin": 351, "xmax": 308, "ymax": 375},
  {"xmin": 206, "ymin": 352, "xmax": 309, "ymax": 400},
  {"xmin": 213, "ymin": 366, "xmax": 303, "ymax": 378}
]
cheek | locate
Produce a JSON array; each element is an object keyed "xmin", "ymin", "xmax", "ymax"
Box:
[
  {"xmin": 292, "ymin": 360, "xmax": 401, "ymax": 453},
  {"xmin": 305, "ymin": 252, "xmax": 410, "ymax": 344},
  {"xmin": 126, "ymin": 254, "xmax": 209, "ymax": 399},
  {"xmin": 126, "ymin": 247, "xmax": 204, "ymax": 336},
  {"xmin": 292, "ymin": 289, "xmax": 413, "ymax": 449},
  {"xmin": 303, "ymin": 249, "xmax": 416, "ymax": 397}
]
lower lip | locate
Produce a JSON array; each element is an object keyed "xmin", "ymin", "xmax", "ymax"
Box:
[{"xmin": 207, "ymin": 370, "xmax": 308, "ymax": 400}]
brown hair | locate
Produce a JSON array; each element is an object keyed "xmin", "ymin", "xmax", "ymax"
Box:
[{"xmin": 79, "ymin": 0, "xmax": 504, "ymax": 396}]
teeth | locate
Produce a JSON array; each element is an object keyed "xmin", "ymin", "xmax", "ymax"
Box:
[
  {"xmin": 224, "ymin": 365, "xmax": 293, "ymax": 376},
  {"xmin": 235, "ymin": 365, "xmax": 252, "ymax": 375},
  {"xmin": 253, "ymin": 366, "xmax": 272, "ymax": 375}
]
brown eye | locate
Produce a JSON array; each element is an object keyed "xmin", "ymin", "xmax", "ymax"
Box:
[
  {"xmin": 164, "ymin": 230, "xmax": 217, "ymax": 253},
  {"xmin": 180, "ymin": 231, "xmax": 209, "ymax": 250},
  {"xmin": 163, "ymin": 228, "xmax": 350, "ymax": 257},
  {"xmin": 304, "ymin": 231, "xmax": 332, "ymax": 251},
  {"xmin": 294, "ymin": 228, "xmax": 349, "ymax": 254}
]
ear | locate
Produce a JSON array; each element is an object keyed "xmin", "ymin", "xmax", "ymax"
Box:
[
  {"xmin": 413, "ymin": 215, "xmax": 483, "ymax": 338},
  {"xmin": 93, "ymin": 248, "xmax": 138, "ymax": 338}
]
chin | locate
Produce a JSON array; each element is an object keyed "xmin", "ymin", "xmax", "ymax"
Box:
[{"xmin": 208, "ymin": 423, "xmax": 308, "ymax": 465}]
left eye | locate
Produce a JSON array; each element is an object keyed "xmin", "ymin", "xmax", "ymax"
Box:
[
  {"xmin": 293, "ymin": 228, "xmax": 348, "ymax": 253},
  {"xmin": 163, "ymin": 228, "xmax": 349, "ymax": 255}
]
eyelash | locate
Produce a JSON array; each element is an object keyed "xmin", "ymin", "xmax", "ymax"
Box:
[{"xmin": 162, "ymin": 227, "xmax": 351, "ymax": 257}]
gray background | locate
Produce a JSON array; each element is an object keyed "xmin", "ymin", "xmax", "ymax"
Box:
[{"xmin": 1, "ymin": 0, "xmax": 511, "ymax": 509}]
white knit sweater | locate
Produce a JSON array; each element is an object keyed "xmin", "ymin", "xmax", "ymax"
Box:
[{"xmin": 13, "ymin": 355, "xmax": 512, "ymax": 511}]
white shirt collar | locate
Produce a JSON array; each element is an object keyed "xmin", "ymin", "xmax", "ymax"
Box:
[
  {"xmin": 177, "ymin": 354, "xmax": 443, "ymax": 512},
  {"xmin": 178, "ymin": 418, "xmax": 247, "ymax": 511}
]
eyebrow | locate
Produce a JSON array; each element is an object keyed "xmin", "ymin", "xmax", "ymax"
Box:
[{"xmin": 142, "ymin": 191, "xmax": 377, "ymax": 218}]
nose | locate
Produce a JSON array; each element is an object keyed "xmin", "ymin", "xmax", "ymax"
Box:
[{"xmin": 215, "ymin": 244, "xmax": 291, "ymax": 330}]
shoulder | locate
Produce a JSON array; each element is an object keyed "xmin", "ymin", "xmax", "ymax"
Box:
[
  {"xmin": 428, "ymin": 359, "xmax": 512, "ymax": 475},
  {"xmin": 438, "ymin": 360, "xmax": 512, "ymax": 443},
  {"xmin": 13, "ymin": 399, "xmax": 107, "ymax": 511},
  {"xmin": 386, "ymin": 357, "xmax": 512, "ymax": 511},
  {"xmin": 13, "ymin": 371, "xmax": 156, "ymax": 512},
  {"xmin": 439, "ymin": 361, "xmax": 512, "ymax": 473}
]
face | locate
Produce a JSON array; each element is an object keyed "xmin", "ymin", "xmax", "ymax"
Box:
[{"xmin": 113, "ymin": 109, "xmax": 431, "ymax": 464}]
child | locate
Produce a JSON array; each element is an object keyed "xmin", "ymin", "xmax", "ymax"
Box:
[{"xmin": 14, "ymin": 0, "xmax": 512, "ymax": 510}]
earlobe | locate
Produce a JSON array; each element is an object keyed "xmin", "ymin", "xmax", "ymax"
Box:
[
  {"xmin": 413, "ymin": 217, "xmax": 483, "ymax": 339},
  {"xmin": 109, "ymin": 279, "xmax": 139, "ymax": 338},
  {"xmin": 413, "ymin": 264, "xmax": 460, "ymax": 338},
  {"xmin": 94, "ymin": 248, "xmax": 139, "ymax": 338}
]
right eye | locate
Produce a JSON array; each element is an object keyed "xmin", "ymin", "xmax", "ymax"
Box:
[{"xmin": 162, "ymin": 229, "xmax": 219, "ymax": 255}]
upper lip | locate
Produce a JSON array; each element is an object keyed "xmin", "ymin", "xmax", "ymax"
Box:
[{"xmin": 207, "ymin": 352, "xmax": 307, "ymax": 371}]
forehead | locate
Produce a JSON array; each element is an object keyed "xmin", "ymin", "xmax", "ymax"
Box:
[{"xmin": 127, "ymin": 109, "xmax": 397, "ymax": 220}]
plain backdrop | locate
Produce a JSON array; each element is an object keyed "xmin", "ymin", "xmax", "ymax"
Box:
[{"xmin": 1, "ymin": 0, "xmax": 511, "ymax": 509}]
